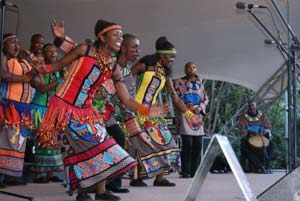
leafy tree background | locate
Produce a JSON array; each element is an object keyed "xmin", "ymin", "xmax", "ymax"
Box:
[{"xmin": 203, "ymin": 80, "xmax": 287, "ymax": 169}]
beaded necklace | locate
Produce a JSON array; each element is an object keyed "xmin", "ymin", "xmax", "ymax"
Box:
[
  {"xmin": 244, "ymin": 111, "xmax": 262, "ymax": 122},
  {"xmin": 93, "ymin": 48, "xmax": 114, "ymax": 81}
]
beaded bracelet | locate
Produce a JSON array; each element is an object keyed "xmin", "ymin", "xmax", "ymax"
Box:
[
  {"xmin": 184, "ymin": 110, "xmax": 194, "ymax": 121},
  {"xmin": 44, "ymin": 64, "xmax": 54, "ymax": 74},
  {"xmin": 137, "ymin": 104, "xmax": 150, "ymax": 116}
]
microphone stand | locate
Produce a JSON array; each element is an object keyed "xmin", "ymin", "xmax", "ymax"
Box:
[
  {"xmin": 0, "ymin": 0, "xmax": 6, "ymax": 94},
  {"xmin": 268, "ymin": 0, "xmax": 300, "ymax": 171},
  {"xmin": 247, "ymin": 9, "xmax": 299, "ymax": 171},
  {"xmin": 0, "ymin": 2, "xmax": 34, "ymax": 200}
]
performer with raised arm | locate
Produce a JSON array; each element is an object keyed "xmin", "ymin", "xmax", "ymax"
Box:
[{"xmin": 37, "ymin": 19, "xmax": 168, "ymax": 201}]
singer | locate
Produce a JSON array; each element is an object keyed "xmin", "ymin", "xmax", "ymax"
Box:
[{"xmin": 174, "ymin": 62, "xmax": 209, "ymax": 178}]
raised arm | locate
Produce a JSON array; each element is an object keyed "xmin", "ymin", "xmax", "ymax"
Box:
[
  {"xmin": 45, "ymin": 44, "xmax": 87, "ymax": 73},
  {"xmin": 51, "ymin": 19, "xmax": 77, "ymax": 54}
]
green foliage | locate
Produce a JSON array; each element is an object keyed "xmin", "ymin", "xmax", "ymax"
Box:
[{"xmin": 203, "ymin": 80, "xmax": 286, "ymax": 169}]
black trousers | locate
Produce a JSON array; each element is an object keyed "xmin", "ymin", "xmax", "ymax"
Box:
[
  {"xmin": 180, "ymin": 135, "xmax": 203, "ymax": 177},
  {"xmin": 105, "ymin": 124, "xmax": 126, "ymax": 189},
  {"xmin": 240, "ymin": 137, "xmax": 274, "ymax": 171}
]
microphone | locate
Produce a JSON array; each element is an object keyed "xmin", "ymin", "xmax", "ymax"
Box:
[
  {"xmin": 264, "ymin": 39, "xmax": 287, "ymax": 46},
  {"xmin": 236, "ymin": 2, "xmax": 267, "ymax": 9},
  {"xmin": 1, "ymin": 0, "xmax": 18, "ymax": 8}
]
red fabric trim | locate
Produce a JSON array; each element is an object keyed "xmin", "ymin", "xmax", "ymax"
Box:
[{"xmin": 64, "ymin": 138, "xmax": 115, "ymax": 166}]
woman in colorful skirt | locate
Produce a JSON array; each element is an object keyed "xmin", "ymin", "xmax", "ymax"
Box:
[
  {"xmin": 0, "ymin": 34, "xmax": 35, "ymax": 180},
  {"xmin": 174, "ymin": 62, "xmax": 209, "ymax": 178},
  {"xmin": 37, "ymin": 20, "xmax": 168, "ymax": 201},
  {"xmin": 30, "ymin": 43, "xmax": 64, "ymax": 183},
  {"xmin": 128, "ymin": 37, "xmax": 201, "ymax": 187}
]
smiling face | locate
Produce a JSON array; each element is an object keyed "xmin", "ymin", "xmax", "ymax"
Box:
[
  {"xmin": 101, "ymin": 29, "xmax": 123, "ymax": 53},
  {"xmin": 44, "ymin": 44, "xmax": 58, "ymax": 63}
]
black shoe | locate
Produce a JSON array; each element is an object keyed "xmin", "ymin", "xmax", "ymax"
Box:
[
  {"xmin": 33, "ymin": 177, "xmax": 49, "ymax": 184},
  {"xmin": 108, "ymin": 187, "xmax": 129, "ymax": 193},
  {"xmin": 6, "ymin": 179, "xmax": 27, "ymax": 186},
  {"xmin": 95, "ymin": 190, "xmax": 120, "ymax": 201},
  {"xmin": 257, "ymin": 168, "xmax": 267, "ymax": 174},
  {"xmin": 48, "ymin": 176, "xmax": 63, "ymax": 182},
  {"xmin": 180, "ymin": 174, "xmax": 190, "ymax": 178},
  {"xmin": 76, "ymin": 192, "xmax": 93, "ymax": 201},
  {"xmin": 130, "ymin": 179, "xmax": 147, "ymax": 187},
  {"xmin": 153, "ymin": 178, "xmax": 176, "ymax": 187}
]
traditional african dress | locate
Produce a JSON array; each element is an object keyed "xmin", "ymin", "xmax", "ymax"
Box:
[
  {"xmin": 31, "ymin": 72, "xmax": 64, "ymax": 173},
  {"xmin": 130, "ymin": 62, "xmax": 181, "ymax": 178},
  {"xmin": 37, "ymin": 48, "xmax": 136, "ymax": 192},
  {"xmin": 0, "ymin": 58, "xmax": 33, "ymax": 176}
]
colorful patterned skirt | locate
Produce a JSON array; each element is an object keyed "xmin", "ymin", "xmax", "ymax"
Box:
[
  {"xmin": 125, "ymin": 116, "xmax": 181, "ymax": 179},
  {"xmin": 0, "ymin": 98, "xmax": 32, "ymax": 176},
  {"xmin": 38, "ymin": 96, "xmax": 136, "ymax": 191},
  {"xmin": 30, "ymin": 104, "xmax": 64, "ymax": 173}
]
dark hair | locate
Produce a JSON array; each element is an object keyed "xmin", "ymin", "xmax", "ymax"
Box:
[
  {"xmin": 155, "ymin": 36, "xmax": 167, "ymax": 50},
  {"xmin": 122, "ymin": 34, "xmax": 137, "ymax": 47},
  {"xmin": 183, "ymin": 61, "xmax": 200, "ymax": 80},
  {"xmin": 155, "ymin": 36, "xmax": 175, "ymax": 51},
  {"xmin": 94, "ymin": 19, "xmax": 117, "ymax": 37},
  {"xmin": 31, "ymin": 34, "xmax": 44, "ymax": 43},
  {"xmin": 94, "ymin": 19, "xmax": 117, "ymax": 49},
  {"xmin": 42, "ymin": 43, "xmax": 54, "ymax": 53},
  {"xmin": 184, "ymin": 62, "xmax": 194, "ymax": 71}
]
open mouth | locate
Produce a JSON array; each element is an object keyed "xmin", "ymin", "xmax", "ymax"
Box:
[{"xmin": 116, "ymin": 42, "xmax": 121, "ymax": 48}]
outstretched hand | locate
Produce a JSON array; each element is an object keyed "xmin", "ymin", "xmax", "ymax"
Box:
[
  {"xmin": 51, "ymin": 19, "xmax": 65, "ymax": 39},
  {"xmin": 148, "ymin": 104, "xmax": 170, "ymax": 118}
]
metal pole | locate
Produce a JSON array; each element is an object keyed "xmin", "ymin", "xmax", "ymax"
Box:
[{"xmin": 0, "ymin": 0, "xmax": 7, "ymax": 89}]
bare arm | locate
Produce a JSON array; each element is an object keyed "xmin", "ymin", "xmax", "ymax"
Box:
[
  {"xmin": 31, "ymin": 76, "xmax": 59, "ymax": 93},
  {"xmin": 1, "ymin": 56, "xmax": 31, "ymax": 83},
  {"xmin": 113, "ymin": 66, "xmax": 139, "ymax": 110},
  {"xmin": 47, "ymin": 44, "xmax": 87, "ymax": 73},
  {"xmin": 130, "ymin": 62, "xmax": 146, "ymax": 76},
  {"xmin": 113, "ymin": 66, "xmax": 169, "ymax": 117}
]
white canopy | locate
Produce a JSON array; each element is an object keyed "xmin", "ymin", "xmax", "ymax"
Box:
[{"xmin": 6, "ymin": 0, "xmax": 300, "ymax": 92}]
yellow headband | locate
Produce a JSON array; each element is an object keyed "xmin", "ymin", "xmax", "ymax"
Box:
[
  {"xmin": 3, "ymin": 35, "xmax": 17, "ymax": 44},
  {"xmin": 97, "ymin": 25, "xmax": 122, "ymax": 38}
]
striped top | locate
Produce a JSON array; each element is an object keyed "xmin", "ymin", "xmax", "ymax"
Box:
[
  {"xmin": 135, "ymin": 63, "xmax": 166, "ymax": 106},
  {"xmin": 1, "ymin": 58, "xmax": 33, "ymax": 103},
  {"xmin": 31, "ymin": 72, "xmax": 61, "ymax": 107},
  {"xmin": 55, "ymin": 53, "xmax": 113, "ymax": 108}
]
